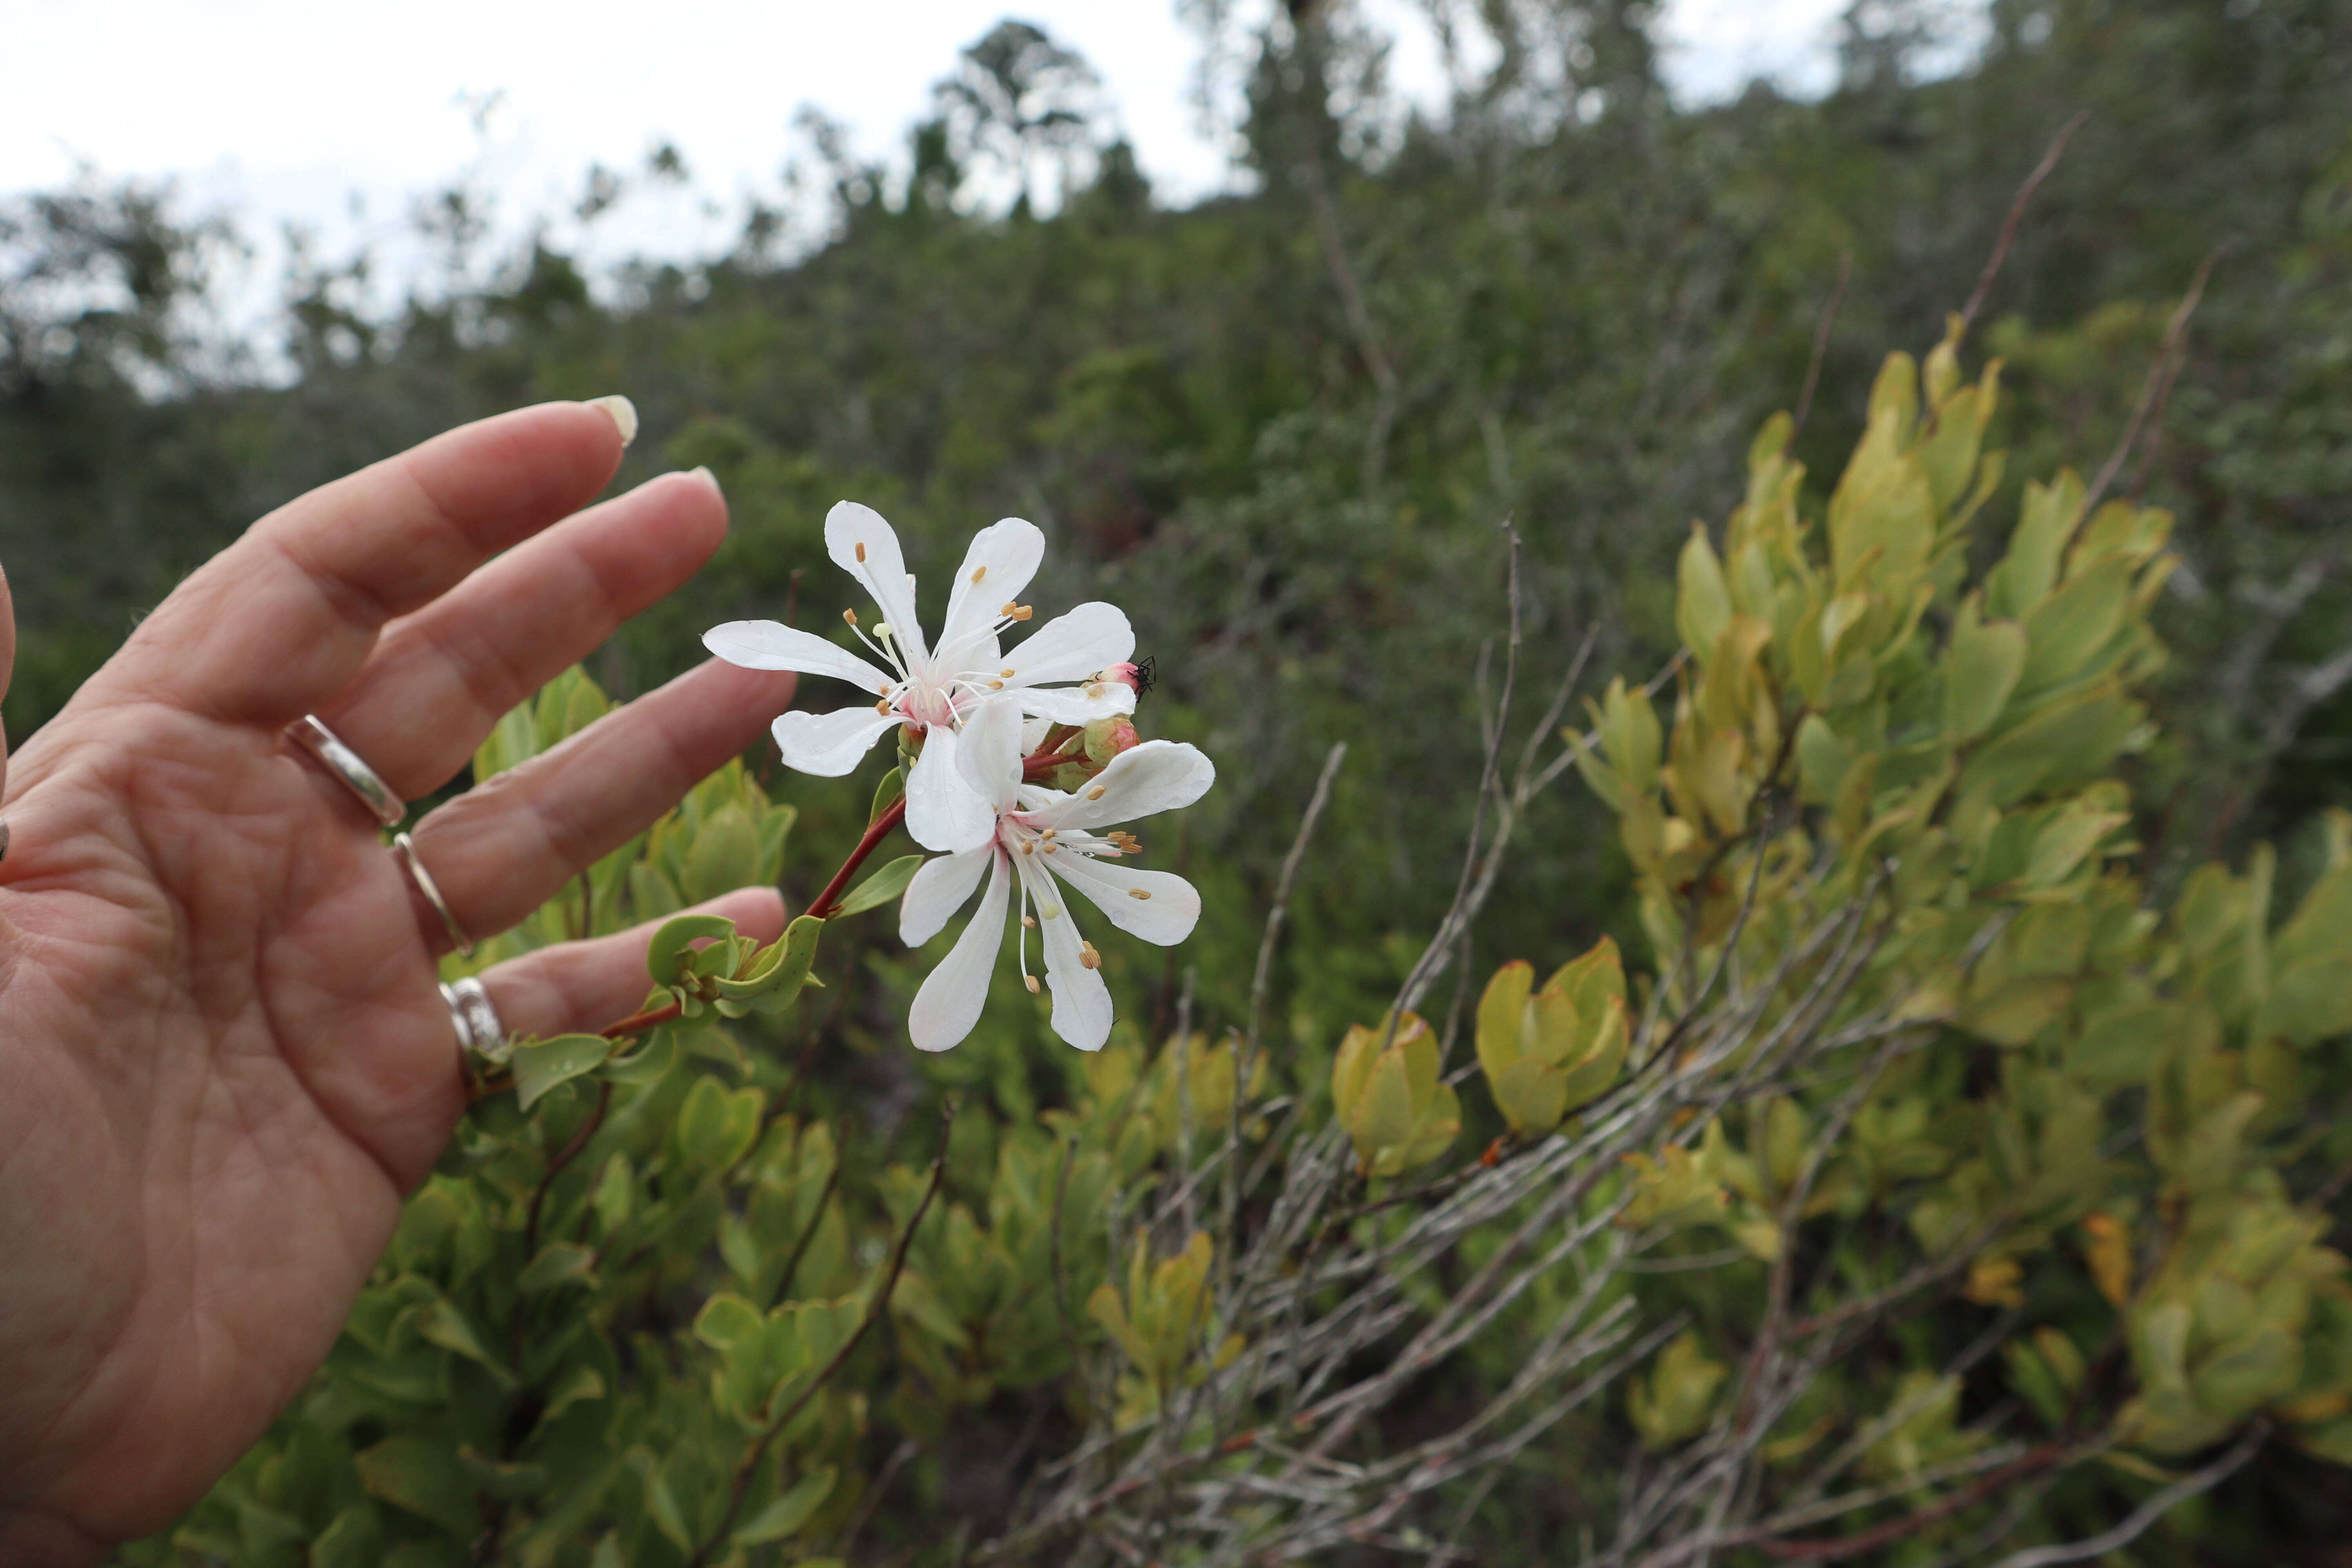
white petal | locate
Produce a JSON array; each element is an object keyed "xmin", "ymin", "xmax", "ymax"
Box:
[
  {"xmin": 1020, "ymin": 715, "xmax": 1056, "ymax": 755},
  {"xmin": 900, "ymin": 844, "xmax": 993, "ymax": 947},
  {"xmin": 824, "ymin": 501, "xmax": 929, "ymax": 666},
  {"xmin": 773, "ymin": 707, "xmax": 900, "ymax": 777},
  {"xmin": 909, "ymin": 849, "xmax": 1011, "ymax": 1052},
  {"xmin": 954, "ymin": 696, "xmax": 1025, "ymax": 812},
  {"xmin": 1018, "ymin": 682, "xmax": 1136, "ymax": 727},
  {"xmin": 1031, "ymin": 741, "xmax": 1216, "ymax": 831},
  {"xmin": 939, "ymin": 518, "xmax": 1043, "ymax": 661},
  {"xmin": 904, "ymin": 725, "xmax": 998, "ymax": 852},
  {"xmin": 704, "ymin": 621, "xmax": 893, "ymax": 693},
  {"xmin": 1047, "ymin": 854, "xmax": 1201, "ymax": 946},
  {"xmin": 1001, "ymin": 602, "xmax": 1134, "ymax": 688},
  {"xmin": 1020, "ymin": 856, "xmax": 1113, "ymax": 1052}
]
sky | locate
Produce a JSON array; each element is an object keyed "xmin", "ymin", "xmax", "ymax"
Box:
[{"xmin": 2, "ymin": 0, "xmax": 1863, "ymax": 314}]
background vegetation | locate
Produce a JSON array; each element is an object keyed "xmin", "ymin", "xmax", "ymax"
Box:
[{"xmin": 7, "ymin": 0, "xmax": 2352, "ymax": 1560}]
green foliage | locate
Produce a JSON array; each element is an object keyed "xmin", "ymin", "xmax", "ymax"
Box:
[
  {"xmin": 1330, "ymin": 1011, "xmax": 1461, "ymax": 1177},
  {"xmin": 37, "ymin": 2, "xmax": 2352, "ymax": 1557}
]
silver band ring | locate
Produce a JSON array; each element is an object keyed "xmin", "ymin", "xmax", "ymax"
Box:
[
  {"xmin": 442, "ymin": 976, "xmax": 506, "ymax": 1055},
  {"xmin": 287, "ymin": 714, "xmax": 405, "ymax": 828},
  {"xmin": 393, "ymin": 831, "xmax": 475, "ymax": 958}
]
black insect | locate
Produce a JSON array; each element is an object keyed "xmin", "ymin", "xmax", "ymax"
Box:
[{"xmin": 1133, "ymin": 654, "xmax": 1158, "ymax": 698}]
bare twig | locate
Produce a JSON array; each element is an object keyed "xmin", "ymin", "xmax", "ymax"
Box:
[
  {"xmin": 1982, "ymin": 1421, "xmax": 2266, "ymax": 1568},
  {"xmin": 2081, "ymin": 247, "xmax": 2223, "ymax": 519},
  {"xmin": 688, "ymin": 1099, "xmax": 954, "ymax": 1568},
  {"xmin": 769, "ymin": 1133, "xmax": 843, "ymax": 1309},
  {"xmin": 1955, "ymin": 111, "xmax": 2088, "ymax": 344},
  {"xmin": 1789, "ymin": 251, "xmax": 1853, "ymax": 442}
]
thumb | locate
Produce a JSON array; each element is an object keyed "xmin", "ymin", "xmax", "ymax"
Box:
[{"xmin": 0, "ymin": 558, "xmax": 13, "ymax": 803}]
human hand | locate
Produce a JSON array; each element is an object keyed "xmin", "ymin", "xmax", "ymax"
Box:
[{"xmin": 0, "ymin": 401, "xmax": 796, "ymax": 1562}]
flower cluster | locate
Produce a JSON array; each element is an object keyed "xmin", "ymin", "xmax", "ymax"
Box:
[{"xmin": 708, "ymin": 502, "xmax": 1212, "ymax": 1052}]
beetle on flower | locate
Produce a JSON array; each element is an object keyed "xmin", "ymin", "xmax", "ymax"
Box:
[
  {"xmin": 900, "ymin": 699, "xmax": 1212, "ymax": 1053},
  {"xmin": 705, "ymin": 501, "xmax": 1139, "ymax": 852}
]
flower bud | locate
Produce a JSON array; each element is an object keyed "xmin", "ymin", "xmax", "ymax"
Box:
[
  {"xmin": 1099, "ymin": 661, "xmax": 1145, "ymax": 694},
  {"xmin": 1083, "ymin": 715, "xmax": 1140, "ymax": 769}
]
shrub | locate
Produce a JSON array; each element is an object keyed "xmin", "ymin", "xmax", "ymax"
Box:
[{"xmin": 129, "ymin": 327, "xmax": 2352, "ymax": 1566}]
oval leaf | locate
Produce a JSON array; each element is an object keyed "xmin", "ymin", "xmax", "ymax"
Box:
[
  {"xmin": 831, "ymin": 854, "xmax": 926, "ymax": 920},
  {"xmin": 513, "ymin": 1034, "xmax": 614, "ymax": 1111}
]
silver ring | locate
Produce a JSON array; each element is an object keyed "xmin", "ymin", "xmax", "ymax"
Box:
[
  {"xmin": 393, "ymin": 831, "xmax": 475, "ymax": 958},
  {"xmin": 442, "ymin": 976, "xmax": 506, "ymax": 1056},
  {"xmin": 0, "ymin": 816, "xmax": 10, "ymax": 864},
  {"xmin": 286, "ymin": 714, "xmax": 405, "ymax": 828}
]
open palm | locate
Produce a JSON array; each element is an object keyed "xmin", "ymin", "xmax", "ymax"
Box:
[{"xmin": 0, "ymin": 403, "xmax": 796, "ymax": 1563}]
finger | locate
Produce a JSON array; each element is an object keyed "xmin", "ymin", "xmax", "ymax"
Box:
[
  {"xmin": 0, "ymin": 557, "xmax": 14, "ymax": 802},
  {"xmin": 91, "ymin": 399, "xmax": 632, "ymax": 725},
  {"xmin": 319, "ymin": 466, "xmax": 726, "ymax": 798},
  {"xmin": 481, "ymin": 886, "xmax": 789, "ymax": 1040},
  {"xmin": 401, "ymin": 659, "xmax": 797, "ymax": 950}
]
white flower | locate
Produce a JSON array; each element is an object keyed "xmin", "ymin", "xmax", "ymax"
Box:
[
  {"xmin": 705, "ymin": 501, "xmax": 1138, "ymax": 852},
  {"xmin": 898, "ymin": 699, "xmax": 1212, "ymax": 1053}
]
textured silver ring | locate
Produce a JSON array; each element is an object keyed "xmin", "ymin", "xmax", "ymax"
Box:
[
  {"xmin": 393, "ymin": 831, "xmax": 475, "ymax": 958},
  {"xmin": 441, "ymin": 976, "xmax": 505, "ymax": 1055},
  {"xmin": 287, "ymin": 714, "xmax": 405, "ymax": 828}
]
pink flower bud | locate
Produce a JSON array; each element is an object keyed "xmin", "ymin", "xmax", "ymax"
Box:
[
  {"xmin": 1083, "ymin": 714, "xmax": 1140, "ymax": 769},
  {"xmin": 1100, "ymin": 661, "xmax": 1144, "ymax": 694}
]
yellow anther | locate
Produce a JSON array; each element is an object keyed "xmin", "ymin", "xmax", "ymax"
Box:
[
  {"xmin": 1000, "ymin": 668, "xmax": 1015, "ymax": 678},
  {"xmin": 875, "ymin": 699, "xmax": 891, "ymax": 714},
  {"xmin": 1000, "ymin": 601, "xmax": 1018, "ymax": 617},
  {"xmin": 989, "ymin": 679, "xmax": 1004, "ymax": 690},
  {"xmin": 1128, "ymin": 888, "xmax": 1151, "ymax": 900},
  {"xmin": 855, "ymin": 542, "xmax": 867, "ymax": 562},
  {"xmin": 1041, "ymin": 828, "xmax": 1056, "ymax": 840},
  {"xmin": 1024, "ymin": 974, "xmax": 1041, "ymax": 994},
  {"xmin": 1021, "ymin": 841, "xmax": 1034, "ymax": 855},
  {"xmin": 842, "ymin": 607, "xmax": 858, "ymax": 626},
  {"xmin": 970, "ymin": 564, "xmax": 987, "ymax": 583},
  {"xmin": 1079, "ymin": 942, "xmax": 1101, "ymax": 970},
  {"xmin": 1087, "ymin": 784, "xmax": 1107, "ymax": 799},
  {"xmin": 1021, "ymin": 915, "xmax": 1037, "ymax": 929}
]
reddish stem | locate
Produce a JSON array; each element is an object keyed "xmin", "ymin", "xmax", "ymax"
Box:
[
  {"xmin": 804, "ymin": 750, "xmax": 1082, "ymax": 919},
  {"xmin": 600, "ymin": 1000, "xmax": 682, "ymax": 1039},
  {"xmin": 596, "ymin": 748, "xmax": 1094, "ymax": 1038},
  {"xmin": 807, "ymin": 798, "xmax": 909, "ymax": 919}
]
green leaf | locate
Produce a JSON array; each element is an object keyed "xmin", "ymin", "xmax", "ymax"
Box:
[
  {"xmin": 1492, "ymin": 1056, "xmax": 1568, "ymax": 1136},
  {"xmin": 1676, "ymin": 526, "xmax": 1733, "ymax": 657},
  {"xmin": 309, "ymin": 1506, "xmax": 383, "ymax": 1568},
  {"xmin": 355, "ymin": 1434, "xmax": 479, "ymax": 1536},
  {"xmin": 733, "ymin": 1466, "xmax": 838, "ymax": 1545},
  {"xmin": 675, "ymin": 1078, "xmax": 733, "ymax": 1169},
  {"xmin": 1475, "ymin": 961, "xmax": 1534, "ymax": 1081},
  {"xmin": 599, "ymin": 1030, "xmax": 677, "ymax": 1086},
  {"xmin": 832, "ymin": 854, "xmax": 926, "ymax": 919},
  {"xmin": 645, "ymin": 913, "xmax": 739, "ymax": 984},
  {"xmin": 1349, "ymin": 1049, "xmax": 1415, "ymax": 1160},
  {"xmin": 512, "ymin": 1034, "xmax": 613, "ymax": 1111},
  {"xmin": 869, "ymin": 765, "xmax": 906, "ymax": 827},
  {"xmin": 713, "ymin": 914, "xmax": 824, "ymax": 1004},
  {"xmin": 518, "ymin": 1242, "xmax": 597, "ymax": 1295},
  {"xmin": 1941, "ymin": 598, "xmax": 2027, "ymax": 742},
  {"xmin": 542, "ymin": 1361, "xmax": 607, "ymax": 1421},
  {"xmin": 694, "ymin": 1292, "xmax": 765, "ymax": 1351}
]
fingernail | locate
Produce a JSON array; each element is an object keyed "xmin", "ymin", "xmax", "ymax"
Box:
[
  {"xmin": 688, "ymin": 465, "xmax": 720, "ymax": 490},
  {"xmin": 585, "ymin": 394, "xmax": 638, "ymax": 448}
]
